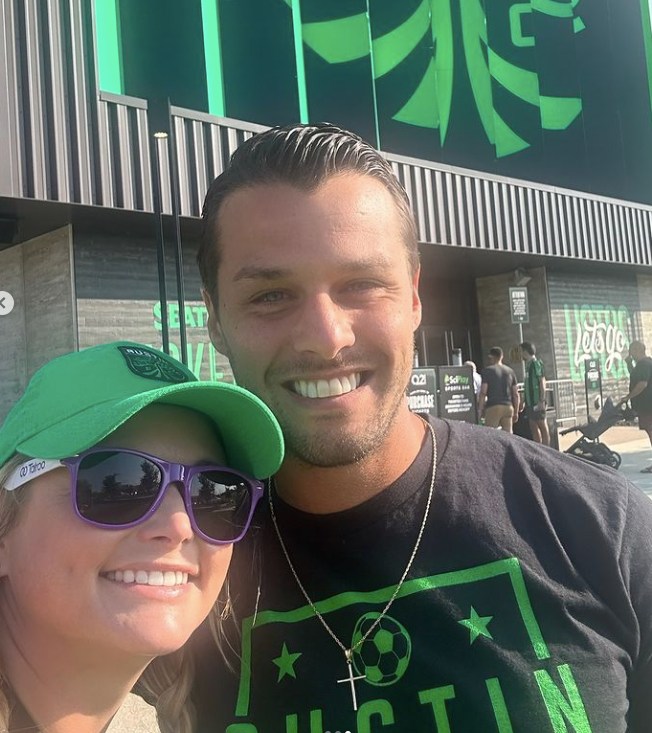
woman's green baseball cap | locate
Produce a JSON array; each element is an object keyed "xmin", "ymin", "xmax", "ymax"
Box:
[{"xmin": 0, "ymin": 341, "xmax": 283, "ymax": 478}]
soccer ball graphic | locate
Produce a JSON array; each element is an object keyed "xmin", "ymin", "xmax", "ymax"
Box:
[{"xmin": 351, "ymin": 613, "xmax": 411, "ymax": 686}]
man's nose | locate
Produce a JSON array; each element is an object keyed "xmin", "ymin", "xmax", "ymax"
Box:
[{"xmin": 291, "ymin": 293, "xmax": 355, "ymax": 359}]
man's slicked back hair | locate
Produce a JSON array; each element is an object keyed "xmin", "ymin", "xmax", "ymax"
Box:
[{"xmin": 198, "ymin": 123, "xmax": 419, "ymax": 302}]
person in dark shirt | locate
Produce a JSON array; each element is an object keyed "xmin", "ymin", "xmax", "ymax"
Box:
[
  {"xmin": 192, "ymin": 122, "xmax": 652, "ymax": 732},
  {"xmin": 478, "ymin": 347, "xmax": 519, "ymax": 432},
  {"xmin": 618, "ymin": 339, "xmax": 652, "ymax": 472}
]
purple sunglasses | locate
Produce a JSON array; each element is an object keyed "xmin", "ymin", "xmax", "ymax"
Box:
[{"xmin": 7, "ymin": 448, "xmax": 264, "ymax": 545}]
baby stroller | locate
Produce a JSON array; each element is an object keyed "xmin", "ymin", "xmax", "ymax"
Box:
[{"xmin": 560, "ymin": 397, "xmax": 632, "ymax": 469}]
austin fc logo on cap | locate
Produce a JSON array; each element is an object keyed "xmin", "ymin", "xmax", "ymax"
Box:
[{"xmin": 118, "ymin": 345, "xmax": 190, "ymax": 384}]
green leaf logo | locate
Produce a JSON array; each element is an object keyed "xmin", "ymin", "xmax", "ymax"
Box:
[{"xmin": 289, "ymin": 0, "xmax": 584, "ymax": 158}]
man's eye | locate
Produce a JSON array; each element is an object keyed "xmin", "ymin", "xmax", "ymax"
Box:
[
  {"xmin": 251, "ymin": 291, "xmax": 288, "ymax": 304},
  {"xmin": 345, "ymin": 280, "xmax": 381, "ymax": 293}
]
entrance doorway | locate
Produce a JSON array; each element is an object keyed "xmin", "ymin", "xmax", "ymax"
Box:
[{"xmin": 417, "ymin": 326, "xmax": 474, "ymax": 367}]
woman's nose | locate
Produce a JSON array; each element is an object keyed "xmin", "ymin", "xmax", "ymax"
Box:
[{"xmin": 136, "ymin": 483, "xmax": 194, "ymax": 544}]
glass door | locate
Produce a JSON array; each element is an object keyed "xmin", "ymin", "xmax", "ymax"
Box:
[{"xmin": 417, "ymin": 326, "xmax": 473, "ymax": 367}]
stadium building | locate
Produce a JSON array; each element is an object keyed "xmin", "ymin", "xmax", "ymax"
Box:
[{"xmin": 1, "ymin": 0, "xmax": 652, "ymax": 426}]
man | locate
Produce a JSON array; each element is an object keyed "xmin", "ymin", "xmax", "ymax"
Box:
[
  {"xmin": 619, "ymin": 339, "xmax": 652, "ymax": 472},
  {"xmin": 192, "ymin": 123, "xmax": 652, "ymax": 732},
  {"xmin": 478, "ymin": 346, "xmax": 519, "ymax": 432},
  {"xmin": 520, "ymin": 341, "xmax": 550, "ymax": 445},
  {"xmin": 464, "ymin": 360, "xmax": 482, "ymax": 398}
]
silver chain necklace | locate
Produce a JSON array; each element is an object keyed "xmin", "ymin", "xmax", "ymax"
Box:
[{"xmin": 268, "ymin": 419, "xmax": 437, "ymax": 712}]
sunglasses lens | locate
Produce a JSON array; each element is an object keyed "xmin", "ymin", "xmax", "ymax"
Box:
[
  {"xmin": 76, "ymin": 451, "xmax": 161, "ymax": 526},
  {"xmin": 189, "ymin": 470, "xmax": 253, "ymax": 542}
]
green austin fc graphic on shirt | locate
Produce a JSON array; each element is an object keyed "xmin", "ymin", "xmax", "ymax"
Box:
[{"xmin": 226, "ymin": 558, "xmax": 596, "ymax": 732}]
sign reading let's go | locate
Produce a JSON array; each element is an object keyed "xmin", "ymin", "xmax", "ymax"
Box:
[{"xmin": 563, "ymin": 303, "xmax": 631, "ymax": 381}]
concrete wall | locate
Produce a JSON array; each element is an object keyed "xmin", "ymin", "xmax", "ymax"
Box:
[
  {"xmin": 0, "ymin": 226, "xmax": 76, "ymax": 422},
  {"xmin": 637, "ymin": 273, "xmax": 652, "ymax": 345},
  {"xmin": 0, "ymin": 244, "xmax": 27, "ymax": 420},
  {"xmin": 74, "ymin": 232, "xmax": 232, "ymax": 383},
  {"xmin": 475, "ymin": 267, "xmax": 553, "ymax": 381}
]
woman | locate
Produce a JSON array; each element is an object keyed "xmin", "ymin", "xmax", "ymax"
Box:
[{"xmin": 0, "ymin": 341, "xmax": 283, "ymax": 733}]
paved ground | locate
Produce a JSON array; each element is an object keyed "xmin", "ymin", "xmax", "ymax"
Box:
[
  {"xmin": 559, "ymin": 423, "xmax": 652, "ymax": 497},
  {"xmin": 112, "ymin": 424, "xmax": 652, "ymax": 732}
]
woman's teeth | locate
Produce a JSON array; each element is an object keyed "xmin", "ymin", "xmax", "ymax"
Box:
[
  {"xmin": 294, "ymin": 373, "xmax": 361, "ymax": 398},
  {"xmin": 104, "ymin": 570, "xmax": 189, "ymax": 586}
]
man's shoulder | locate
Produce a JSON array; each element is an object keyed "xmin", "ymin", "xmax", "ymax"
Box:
[
  {"xmin": 443, "ymin": 419, "xmax": 633, "ymax": 505},
  {"xmin": 524, "ymin": 358, "xmax": 544, "ymax": 379},
  {"xmin": 499, "ymin": 363, "xmax": 517, "ymax": 377},
  {"xmin": 481, "ymin": 364, "xmax": 499, "ymax": 379},
  {"xmin": 631, "ymin": 358, "xmax": 652, "ymax": 381}
]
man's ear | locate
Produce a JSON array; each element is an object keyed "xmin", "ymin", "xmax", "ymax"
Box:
[
  {"xmin": 411, "ymin": 264, "xmax": 423, "ymax": 332},
  {"xmin": 202, "ymin": 288, "xmax": 229, "ymax": 357}
]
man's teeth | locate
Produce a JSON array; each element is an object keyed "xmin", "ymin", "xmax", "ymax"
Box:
[
  {"xmin": 104, "ymin": 570, "xmax": 189, "ymax": 586},
  {"xmin": 294, "ymin": 373, "xmax": 361, "ymax": 398}
]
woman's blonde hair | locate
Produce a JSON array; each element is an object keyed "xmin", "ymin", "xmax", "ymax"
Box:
[
  {"xmin": 0, "ymin": 454, "xmax": 31, "ymax": 729},
  {"xmin": 0, "ymin": 453, "xmax": 228, "ymax": 733}
]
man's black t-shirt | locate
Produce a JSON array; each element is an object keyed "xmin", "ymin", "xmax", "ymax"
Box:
[
  {"xmin": 629, "ymin": 356, "xmax": 652, "ymax": 413},
  {"xmin": 481, "ymin": 363, "xmax": 518, "ymax": 407},
  {"xmin": 192, "ymin": 419, "xmax": 652, "ymax": 733}
]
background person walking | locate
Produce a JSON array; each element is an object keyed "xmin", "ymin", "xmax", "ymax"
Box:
[
  {"xmin": 478, "ymin": 347, "xmax": 519, "ymax": 432},
  {"xmin": 520, "ymin": 341, "xmax": 550, "ymax": 445},
  {"xmin": 618, "ymin": 339, "xmax": 652, "ymax": 472},
  {"xmin": 464, "ymin": 360, "xmax": 482, "ymax": 398}
]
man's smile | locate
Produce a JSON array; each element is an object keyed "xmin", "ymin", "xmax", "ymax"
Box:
[{"xmin": 290, "ymin": 373, "xmax": 363, "ymax": 399}]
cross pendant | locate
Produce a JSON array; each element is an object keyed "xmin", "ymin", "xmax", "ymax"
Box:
[{"xmin": 337, "ymin": 650, "xmax": 366, "ymax": 711}]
